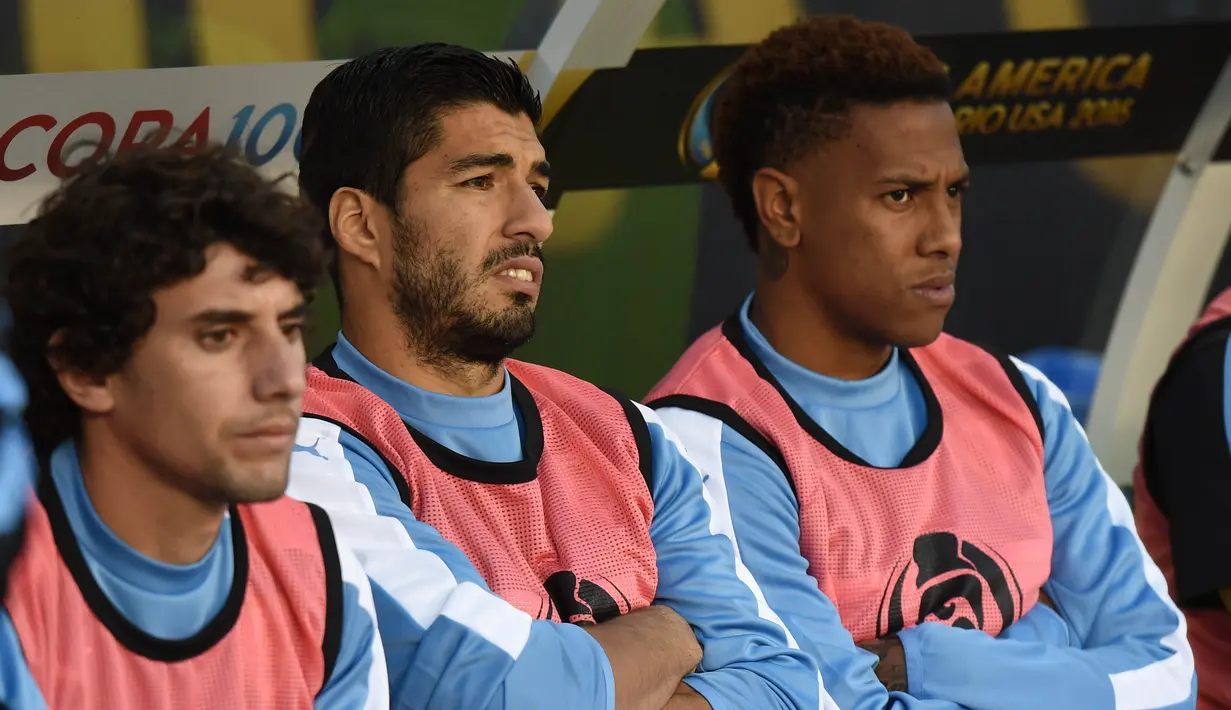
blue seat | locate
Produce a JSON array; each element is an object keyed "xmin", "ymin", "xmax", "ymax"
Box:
[{"xmin": 1016, "ymin": 347, "xmax": 1102, "ymax": 427}]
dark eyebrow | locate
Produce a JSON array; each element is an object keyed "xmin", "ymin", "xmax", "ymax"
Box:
[
  {"xmin": 877, "ymin": 171, "xmax": 971, "ymax": 189},
  {"xmin": 189, "ymin": 302, "xmax": 306, "ymax": 326},
  {"xmin": 447, "ymin": 152, "xmax": 551, "ymax": 179},
  {"xmin": 190, "ymin": 309, "xmax": 252, "ymax": 326},
  {"xmin": 280, "ymin": 303, "xmax": 309, "ymax": 320},
  {"xmin": 448, "ymin": 152, "xmax": 514, "ymax": 175}
]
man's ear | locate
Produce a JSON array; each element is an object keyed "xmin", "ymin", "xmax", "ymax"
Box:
[
  {"xmin": 49, "ymin": 332, "xmax": 114, "ymax": 415},
  {"xmin": 329, "ymin": 187, "xmax": 387, "ymax": 271},
  {"xmin": 751, "ymin": 167, "xmax": 802, "ymax": 250}
]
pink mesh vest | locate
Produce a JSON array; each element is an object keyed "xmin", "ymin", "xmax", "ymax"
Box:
[
  {"xmin": 5, "ymin": 480, "xmax": 342, "ymax": 709},
  {"xmin": 303, "ymin": 352, "xmax": 658, "ymax": 625},
  {"xmin": 647, "ymin": 317, "xmax": 1053, "ymax": 642},
  {"xmin": 1134, "ymin": 288, "xmax": 1231, "ymax": 710}
]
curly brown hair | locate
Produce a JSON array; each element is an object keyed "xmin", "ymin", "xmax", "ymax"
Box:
[
  {"xmin": 712, "ymin": 15, "xmax": 952, "ymax": 250},
  {"xmin": 4, "ymin": 143, "xmax": 326, "ymax": 458}
]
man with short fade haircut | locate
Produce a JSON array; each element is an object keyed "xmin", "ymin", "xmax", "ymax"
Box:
[
  {"xmin": 648, "ymin": 15, "xmax": 1196, "ymax": 710},
  {"xmin": 0, "ymin": 144, "xmax": 389, "ymax": 709},
  {"xmin": 290, "ymin": 42, "xmax": 821, "ymax": 710}
]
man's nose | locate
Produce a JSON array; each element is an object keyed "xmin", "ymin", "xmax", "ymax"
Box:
[
  {"xmin": 507, "ymin": 185, "xmax": 554, "ymax": 246},
  {"xmin": 251, "ymin": 338, "xmax": 306, "ymax": 403}
]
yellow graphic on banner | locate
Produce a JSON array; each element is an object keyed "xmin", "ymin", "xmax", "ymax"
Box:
[
  {"xmin": 21, "ymin": 0, "xmax": 149, "ymax": 72},
  {"xmin": 191, "ymin": 0, "xmax": 317, "ymax": 65},
  {"xmin": 951, "ymin": 53, "xmax": 1151, "ymax": 135},
  {"xmin": 696, "ymin": 0, "xmax": 801, "ymax": 46}
]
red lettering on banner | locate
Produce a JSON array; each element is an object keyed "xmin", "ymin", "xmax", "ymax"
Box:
[
  {"xmin": 118, "ymin": 109, "xmax": 174, "ymax": 151},
  {"xmin": 47, "ymin": 112, "xmax": 117, "ymax": 178},
  {"xmin": 170, "ymin": 108, "xmax": 211, "ymax": 153},
  {"xmin": 0, "ymin": 114, "xmax": 57, "ymax": 182}
]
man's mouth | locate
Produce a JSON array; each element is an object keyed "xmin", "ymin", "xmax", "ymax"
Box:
[{"xmin": 498, "ymin": 268, "xmax": 535, "ymax": 282}]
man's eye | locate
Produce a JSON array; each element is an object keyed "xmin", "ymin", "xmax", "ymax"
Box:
[
  {"xmin": 199, "ymin": 329, "xmax": 235, "ymax": 350},
  {"xmin": 885, "ymin": 189, "xmax": 912, "ymax": 204},
  {"xmin": 463, "ymin": 176, "xmax": 495, "ymax": 189}
]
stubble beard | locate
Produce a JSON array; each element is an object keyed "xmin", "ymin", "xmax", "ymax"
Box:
[{"xmin": 389, "ymin": 215, "xmax": 539, "ymax": 380}]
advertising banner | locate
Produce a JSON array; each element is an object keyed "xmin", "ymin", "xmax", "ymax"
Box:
[
  {"xmin": 0, "ymin": 53, "xmax": 523, "ymax": 225},
  {"xmin": 540, "ymin": 22, "xmax": 1231, "ymax": 206}
]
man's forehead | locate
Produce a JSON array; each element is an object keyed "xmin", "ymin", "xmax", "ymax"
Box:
[
  {"xmin": 155, "ymin": 245, "xmax": 300, "ymax": 315},
  {"xmin": 848, "ymin": 103, "xmax": 959, "ymax": 153},
  {"xmin": 432, "ymin": 104, "xmax": 544, "ymax": 162},
  {"xmin": 817, "ymin": 102, "xmax": 963, "ymax": 175}
]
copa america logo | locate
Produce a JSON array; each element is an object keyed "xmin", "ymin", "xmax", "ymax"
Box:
[{"xmin": 676, "ymin": 64, "xmax": 737, "ymax": 180}]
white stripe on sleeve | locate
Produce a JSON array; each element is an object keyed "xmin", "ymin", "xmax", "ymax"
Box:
[
  {"xmin": 645, "ymin": 403, "xmax": 836, "ymax": 710},
  {"xmin": 335, "ymin": 533, "xmax": 391, "ymax": 710},
  {"xmin": 1012, "ymin": 356, "xmax": 1194, "ymax": 709},
  {"xmin": 288, "ymin": 416, "xmax": 533, "ymax": 660}
]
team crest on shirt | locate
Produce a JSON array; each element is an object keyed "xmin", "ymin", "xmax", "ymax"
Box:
[
  {"xmin": 877, "ymin": 532, "xmax": 1022, "ymax": 636},
  {"xmin": 539, "ymin": 571, "xmax": 633, "ymax": 625}
]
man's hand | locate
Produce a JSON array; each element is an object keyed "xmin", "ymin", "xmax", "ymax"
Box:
[
  {"xmin": 858, "ymin": 590, "xmax": 1058, "ymax": 695},
  {"xmin": 583, "ymin": 605, "xmax": 702, "ymax": 710},
  {"xmin": 856, "ymin": 635, "xmax": 908, "ymax": 693}
]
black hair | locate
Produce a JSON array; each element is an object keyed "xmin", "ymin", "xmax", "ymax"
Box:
[
  {"xmin": 4, "ymin": 143, "xmax": 326, "ymax": 457},
  {"xmin": 298, "ymin": 43, "xmax": 542, "ymax": 296},
  {"xmin": 713, "ymin": 15, "xmax": 952, "ymax": 250}
]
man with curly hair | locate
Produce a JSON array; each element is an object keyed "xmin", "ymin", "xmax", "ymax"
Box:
[
  {"xmin": 648, "ymin": 15, "xmax": 1197, "ymax": 710},
  {"xmin": 289, "ymin": 42, "xmax": 820, "ymax": 710},
  {"xmin": 0, "ymin": 144, "xmax": 391, "ymax": 709}
]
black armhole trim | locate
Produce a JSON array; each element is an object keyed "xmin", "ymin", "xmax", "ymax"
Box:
[
  {"xmin": 37, "ymin": 474, "xmax": 248, "ymax": 662},
  {"xmin": 988, "ymin": 351, "xmax": 1046, "ymax": 444},
  {"xmin": 0, "ymin": 515, "xmax": 25, "ymax": 602},
  {"xmin": 308, "ymin": 503, "xmax": 344, "ymax": 692},
  {"xmin": 312, "ymin": 347, "xmax": 543, "ymax": 485},
  {"xmin": 602, "ymin": 389, "xmax": 654, "ymax": 494},
  {"xmin": 720, "ymin": 314, "xmax": 943, "ymax": 468},
  {"xmin": 1142, "ymin": 315, "xmax": 1231, "ymax": 511},
  {"xmin": 300, "ymin": 413, "xmax": 414, "ymax": 510},
  {"xmin": 311, "ymin": 346, "xmax": 347, "ymax": 380},
  {"xmin": 648, "ymin": 394, "xmax": 797, "ymax": 501},
  {"xmin": 399, "ymin": 375, "xmax": 543, "ymax": 485}
]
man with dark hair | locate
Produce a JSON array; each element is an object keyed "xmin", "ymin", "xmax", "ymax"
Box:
[
  {"xmin": 0, "ymin": 144, "xmax": 390, "ymax": 709},
  {"xmin": 290, "ymin": 43, "xmax": 820, "ymax": 710},
  {"xmin": 648, "ymin": 15, "xmax": 1196, "ymax": 710}
]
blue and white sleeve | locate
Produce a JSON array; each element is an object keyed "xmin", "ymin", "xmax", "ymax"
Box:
[
  {"xmin": 0, "ymin": 611, "xmax": 44, "ymax": 710},
  {"xmin": 316, "ymin": 536, "xmax": 389, "ymax": 710},
  {"xmin": 893, "ymin": 360, "xmax": 1197, "ymax": 710},
  {"xmin": 655, "ymin": 406, "xmax": 966, "ymax": 710},
  {"xmin": 0, "ymin": 352, "xmax": 33, "ymax": 595},
  {"xmin": 637, "ymin": 404, "xmax": 824, "ymax": 710},
  {"xmin": 287, "ymin": 417, "xmax": 615, "ymax": 710}
]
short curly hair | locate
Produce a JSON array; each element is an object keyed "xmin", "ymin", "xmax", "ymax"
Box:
[
  {"xmin": 713, "ymin": 15, "xmax": 952, "ymax": 250},
  {"xmin": 5, "ymin": 144, "xmax": 326, "ymax": 457}
]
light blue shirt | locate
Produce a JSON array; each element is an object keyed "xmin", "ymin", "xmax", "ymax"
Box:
[
  {"xmin": 653, "ymin": 295, "xmax": 1196, "ymax": 710},
  {"xmin": 285, "ymin": 331, "xmax": 823, "ymax": 710},
  {"xmin": 0, "ymin": 441, "xmax": 385, "ymax": 709}
]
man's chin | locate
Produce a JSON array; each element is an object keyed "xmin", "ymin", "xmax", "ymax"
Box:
[{"xmin": 219, "ymin": 465, "xmax": 289, "ymax": 504}]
